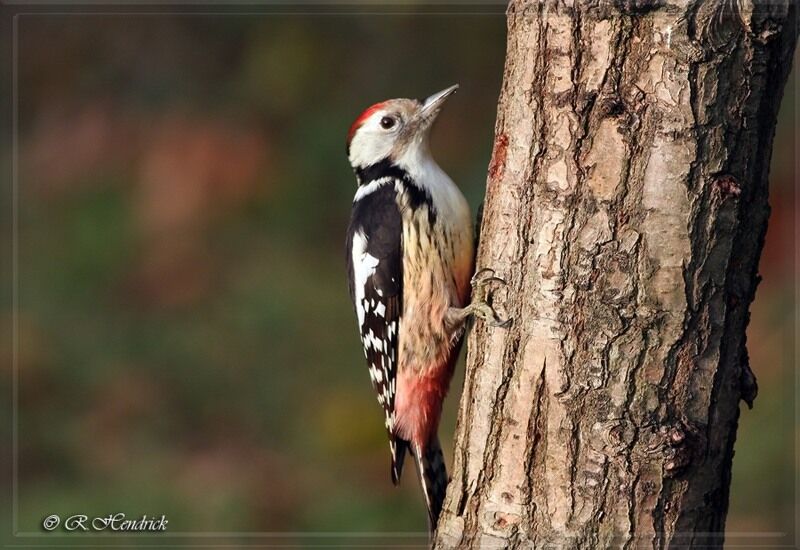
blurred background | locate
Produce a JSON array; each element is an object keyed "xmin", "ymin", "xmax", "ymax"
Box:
[{"xmin": 0, "ymin": 8, "xmax": 795, "ymax": 545}]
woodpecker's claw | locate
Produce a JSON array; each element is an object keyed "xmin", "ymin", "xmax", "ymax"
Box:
[
  {"xmin": 471, "ymin": 268, "xmax": 508, "ymax": 299},
  {"xmin": 471, "ymin": 268, "xmax": 504, "ymax": 288},
  {"xmin": 471, "ymin": 267, "xmax": 494, "ymax": 281},
  {"xmin": 471, "ymin": 269, "xmax": 508, "ymax": 305},
  {"xmin": 466, "ymin": 268, "xmax": 512, "ymax": 328},
  {"xmin": 494, "ymin": 317, "xmax": 513, "ymax": 328},
  {"xmin": 475, "ymin": 276, "xmax": 507, "ymax": 289},
  {"xmin": 468, "ymin": 301, "xmax": 513, "ymax": 328}
]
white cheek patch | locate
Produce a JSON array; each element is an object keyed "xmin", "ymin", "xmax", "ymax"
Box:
[{"xmin": 349, "ymin": 122, "xmax": 395, "ymax": 168}]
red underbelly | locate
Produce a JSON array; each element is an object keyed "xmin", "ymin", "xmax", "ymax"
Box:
[{"xmin": 394, "ymin": 356, "xmax": 457, "ymax": 447}]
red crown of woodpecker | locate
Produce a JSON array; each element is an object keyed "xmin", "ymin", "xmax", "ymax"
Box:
[{"xmin": 347, "ymin": 101, "xmax": 388, "ymax": 149}]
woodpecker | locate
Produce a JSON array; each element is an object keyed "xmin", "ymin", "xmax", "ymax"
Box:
[{"xmin": 345, "ymin": 85, "xmax": 509, "ymax": 529}]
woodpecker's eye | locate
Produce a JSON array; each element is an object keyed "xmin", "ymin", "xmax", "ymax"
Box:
[{"xmin": 380, "ymin": 116, "xmax": 396, "ymax": 130}]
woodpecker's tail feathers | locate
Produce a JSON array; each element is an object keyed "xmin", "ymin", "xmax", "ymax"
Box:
[
  {"xmin": 390, "ymin": 437, "xmax": 409, "ymax": 485},
  {"xmin": 414, "ymin": 436, "xmax": 448, "ymax": 531}
]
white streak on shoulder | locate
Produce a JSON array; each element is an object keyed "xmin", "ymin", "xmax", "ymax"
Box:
[{"xmin": 353, "ymin": 177, "xmax": 394, "ymax": 202}]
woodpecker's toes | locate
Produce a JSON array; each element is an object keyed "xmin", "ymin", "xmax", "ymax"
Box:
[
  {"xmin": 468, "ymin": 300, "xmax": 512, "ymax": 328},
  {"xmin": 471, "ymin": 267, "xmax": 508, "ymax": 302},
  {"xmin": 466, "ymin": 268, "xmax": 512, "ymax": 328},
  {"xmin": 471, "ymin": 267, "xmax": 506, "ymax": 289}
]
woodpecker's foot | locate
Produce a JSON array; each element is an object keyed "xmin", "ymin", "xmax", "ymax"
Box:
[
  {"xmin": 445, "ymin": 269, "xmax": 512, "ymax": 330},
  {"xmin": 470, "ymin": 267, "xmax": 506, "ymax": 290},
  {"xmin": 466, "ymin": 268, "xmax": 512, "ymax": 328},
  {"xmin": 464, "ymin": 300, "xmax": 512, "ymax": 328}
]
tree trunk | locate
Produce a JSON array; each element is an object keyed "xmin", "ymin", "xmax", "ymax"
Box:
[{"xmin": 435, "ymin": 1, "xmax": 796, "ymax": 548}]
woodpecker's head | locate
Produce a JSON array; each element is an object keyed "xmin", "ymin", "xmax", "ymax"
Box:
[{"xmin": 346, "ymin": 85, "xmax": 458, "ymax": 175}]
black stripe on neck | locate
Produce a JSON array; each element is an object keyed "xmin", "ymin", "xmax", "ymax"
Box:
[
  {"xmin": 355, "ymin": 158, "xmax": 409, "ymax": 185},
  {"xmin": 403, "ymin": 181, "xmax": 437, "ymax": 225},
  {"xmin": 354, "ymin": 157, "xmax": 437, "ymax": 225}
]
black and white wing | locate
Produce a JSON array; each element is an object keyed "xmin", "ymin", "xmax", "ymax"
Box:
[{"xmin": 345, "ymin": 179, "xmax": 407, "ymax": 483}]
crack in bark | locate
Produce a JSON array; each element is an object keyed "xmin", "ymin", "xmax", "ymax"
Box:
[{"xmin": 523, "ymin": 358, "xmax": 548, "ymax": 539}]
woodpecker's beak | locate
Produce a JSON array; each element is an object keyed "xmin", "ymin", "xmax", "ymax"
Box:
[{"xmin": 419, "ymin": 84, "xmax": 459, "ymax": 126}]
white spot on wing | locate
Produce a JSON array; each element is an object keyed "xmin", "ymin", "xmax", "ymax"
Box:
[{"xmin": 351, "ymin": 231, "xmax": 379, "ymax": 328}]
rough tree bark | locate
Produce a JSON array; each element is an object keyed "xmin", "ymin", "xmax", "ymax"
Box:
[{"xmin": 435, "ymin": 1, "xmax": 796, "ymax": 548}]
